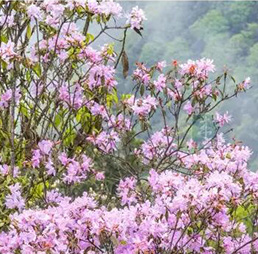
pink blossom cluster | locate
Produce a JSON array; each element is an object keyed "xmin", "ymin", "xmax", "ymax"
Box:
[
  {"xmin": 0, "ymin": 89, "xmax": 21, "ymax": 109},
  {"xmin": 59, "ymin": 153, "xmax": 96, "ymax": 184},
  {"xmin": 133, "ymin": 63, "xmax": 151, "ymax": 85},
  {"xmin": 26, "ymin": 0, "xmax": 123, "ymax": 27},
  {"xmin": 137, "ymin": 128, "xmax": 176, "ymax": 163},
  {"xmin": 58, "ymin": 83, "xmax": 84, "ymax": 109},
  {"xmin": 30, "ymin": 140, "xmax": 103, "ymax": 183},
  {"xmin": 214, "ymin": 111, "xmax": 232, "ymax": 127},
  {"xmin": 87, "ymin": 130, "xmax": 120, "ymax": 154},
  {"xmin": 126, "ymin": 6, "xmax": 147, "ymax": 29},
  {"xmin": 1, "ymin": 136, "xmax": 258, "ymax": 253},
  {"xmin": 5, "ymin": 183, "xmax": 25, "ymax": 212},
  {"xmin": 180, "ymin": 58, "xmax": 215, "ymax": 79},
  {"xmin": 25, "ymin": 0, "xmax": 144, "ymax": 31},
  {"xmin": 0, "ymin": 41, "xmax": 17, "ymax": 65},
  {"xmin": 88, "ymin": 64, "xmax": 117, "ymax": 91},
  {"xmin": 125, "ymin": 95, "xmax": 158, "ymax": 118}
]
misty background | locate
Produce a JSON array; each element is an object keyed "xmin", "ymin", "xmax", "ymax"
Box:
[{"xmin": 93, "ymin": 1, "xmax": 258, "ymax": 169}]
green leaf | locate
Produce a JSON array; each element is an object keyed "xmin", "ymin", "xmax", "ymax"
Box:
[
  {"xmin": 86, "ymin": 33, "xmax": 94, "ymax": 43},
  {"xmin": 25, "ymin": 71, "xmax": 31, "ymax": 82},
  {"xmin": 26, "ymin": 24, "xmax": 32, "ymax": 40},
  {"xmin": 0, "ymin": 34, "xmax": 7, "ymax": 43},
  {"xmin": 33, "ymin": 63, "xmax": 41, "ymax": 77},
  {"xmin": 140, "ymin": 85, "xmax": 145, "ymax": 96},
  {"xmin": 54, "ymin": 114, "xmax": 62, "ymax": 127},
  {"xmin": 20, "ymin": 104, "xmax": 29, "ymax": 118}
]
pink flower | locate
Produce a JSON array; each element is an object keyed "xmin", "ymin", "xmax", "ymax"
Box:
[
  {"xmin": 183, "ymin": 101, "xmax": 194, "ymax": 115},
  {"xmin": 31, "ymin": 149, "xmax": 42, "ymax": 168},
  {"xmin": 5, "ymin": 183, "xmax": 25, "ymax": 212},
  {"xmin": 131, "ymin": 96, "xmax": 158, "ymax": 117},
  {"xmin": 99, "ymin": 1, "xmax": 122, "ymax": 16},
  {"xmin": 38, "ymin": 140, "xmax": 53, "ymax": 155},
  {"xmin": 117, "ymin": 176, "xmax": 137, "ymax": 205},
  {"xmin": 88, "ymin": 65, "xmax": 117, "ymax": 90},
  {"xmin": 58, "ymin": 50, "xmax": 68, "ymax": 62},
  {"xmin": 0, "ymin": 164, "xmax": 9, "ymax": 175},
  {"xmin": 89, "ymin": 102, "xmax": 108, "ymax": 119},
  {"xmin": 87, "ymin": 130, "xmax": 120, "ymax": 153},
  {"xmin": 0, "ymin": 89, "xmax": 12, "ymax": 108},
  {"xmin": 215, "ymin": 111, "xmax": 231, "ymax": 127},
  {"xmin": 58, "ymin": 152, "xmax": 69, "ymax": 166},
  {"xmin": 0, "ymin": 41, "xmax": 17, "ymax": 63},
  {"xmin": 46, "ymin": 190, "xmax": 65, "ymax": 204},
  {"xmin": 156, "ymin": 61, "xmax": 166, "ymax": 71},
  {"xmin": 243, "ymin": 77, "xmax": 251, "ymax": 90},
  {"xmin": 46, "ymin": 159, "xmax": 56, "ymax": 176},
  {"xmin": 95, "ymin": 172, "xmax": 105, "ymax": 181},
  {"xmin": 154, "ymin": 74, "xmax": 166, "ymax": 92},
  {"xmin": 180, "ymin": 58, "xmax": 215, "ymax": 79},
  {"xmin": 127, "ymin": 6, "xmax": 146, "ymax": 29},
  {"xmin": 187, "ymin": 139, "xmax": 197, "ymax": 150},
  {"xmin": 27, "ymin": 4, "xmax": 43, "ymax": 21}
]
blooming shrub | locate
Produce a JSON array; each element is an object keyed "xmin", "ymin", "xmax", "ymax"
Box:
[{"xmin": 0, "ymin": 0, "xmax": 256, "ymax": 253}]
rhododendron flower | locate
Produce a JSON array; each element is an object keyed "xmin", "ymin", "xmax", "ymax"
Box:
[
  {"xmin": 27, "ymin": 4, "xmax": 43, "ymax": 21},
  {"xmin": 58, "ymin": 152, "xmax": 69, "ymax": 166},
  {"xmin": 117, "ymin": 176, "xmax": 137, "ymax": 205},
  {"xmin": 46, "ymin": 189, "xmax": 65, "ymax": 204},
  {"xmin": 215, "ymin": 111, "xmax": 231, "ymax": 127},
  {"xmin": 62, "ymin": 154, "xmax": 94, "ymax": 184},
  {"xmin": 0, "ymin": 164, "xmax": 9, "ymax": 175},
  {"xmin": 5, "ymin": 183, "xmax": 25, "ymax": 212},
  {"xmin": 78, "ymin": 46, "xmax": 102, "ymax": 63},
  {"xmin": 108, "ymin": 114, "xmax": 131, "ymax": 131},
  {"xmin": 38, "ymin": 140, "xmax": 53, "ymax": 155},
  {"xmin": 133, "ymin": 64, "xmax": 150, "ymax": 85},
  {"xmin": 0, "ymin": 12, "xmax": 14, "ymax": 27},
  {"xmin": 95, "ymin": 172, "xmax": 105, "ymax": 181},
  {"xmin": 0, "ymin": 89, "xmax": 12, "ymax": 108},
  {"xmin": 0, "ymin": 164, "xmax": 18, "ymax": 177},
  {"xmin": 175, "ymin": 79, "xmax": 183, "ymax": 90},
  {"xmin": 127, "ymin": 6, "xmax": 146, "ymax": 29},
  {"xmin": 131, "ymin": 96, "xmax": 158, "ymax": 117},
  {"xmin": 0, "ymin": 41, "xmax": 16, "ymax": 62},
  {"xmin": 59, "ymin": 85, "xmax": 69, "ymax": 102},
  {"xmin": 99, "ymin": 1, "xmax": 122, "ymax": 16},
  {"xmin": 183, "ymin": 100, "xmax": 194, "ymax": 115},
  {"xmin": 243, "ymin": 77, "xmax": 251, "ymax": 89},
  {"xmin": 31, "ymin": 149, "xmax": 41, "ymax": 168},
  {"xmin": 138, "ymin": 129, "xmax": 175, "ymax": 163},
  {"xmin": 89, "ymin": 101, "xmax": 109, "ymax": 119},
  {"xmin": 238, "ymin": 77, "xmax": 251, "ymax": 90},
  {"xmin": 45, "ymin": 159, "xmax": 56, "ymax": 176},
  {"xmin": 88, "ymin": 64, "xmax": 117, "ymax": 90},
  {"xmin": 187, "ymin": 139, "xmax": 197, "ymax": 150},
  {"xmin": 180, "ymin": 58, "xmax": 215, "ymax": 79},
  {"xmin": 87, "ymin": 130, "xmax": 120, "ymax": 153},
  {"xmin": 156, "ymin": 60, "xmax": 167, "ymax": 71},
  {"xmin": 153, "ymin": 74, "xmax": 166, "ymax": 92}
]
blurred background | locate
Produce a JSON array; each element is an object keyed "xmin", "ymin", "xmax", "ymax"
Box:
[{"xmin": 95, "ymin": 1, "xmax": 258, "ymax": 169}]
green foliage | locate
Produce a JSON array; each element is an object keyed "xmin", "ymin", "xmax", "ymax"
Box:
[{"xmin": 191, "ymin": 10, "xmax": 229, "ymax": 36}]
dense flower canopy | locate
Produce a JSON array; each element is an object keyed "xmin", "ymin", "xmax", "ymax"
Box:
[{"xmin": 0, "ymin": 0, "xmax": 256, "ymax": 254}]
